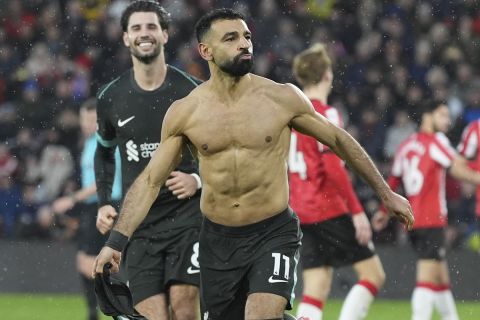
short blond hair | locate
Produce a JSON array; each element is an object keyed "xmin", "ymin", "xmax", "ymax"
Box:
[{"xmin": 292, "ymin": 43, "xmax": 332, "ymax": 87}]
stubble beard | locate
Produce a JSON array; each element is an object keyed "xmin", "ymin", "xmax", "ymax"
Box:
[{"xmin": 130, "ymin": 44, "xmax": 162, "ymax": 65}]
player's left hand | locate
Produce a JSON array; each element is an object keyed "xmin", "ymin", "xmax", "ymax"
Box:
[
  {"xmin": 165, "ymin": 171, "xmax": 198, "ymax": 199},
  {"xmin": 383, "ymin": 191, "xmax": 415, "ymax": 230},
  {"xmin": 352, "ymin": 212, "xmax": 372, "ymax": 245}
]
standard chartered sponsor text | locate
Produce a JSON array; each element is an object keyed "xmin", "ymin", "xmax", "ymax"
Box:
[
  {"xmin": 140, "ymin": 142, "xmax": 160, "ymax": 158},
  {"xmin": 125, "ymin": 140, "xmax": 159, "ymax": 161}
]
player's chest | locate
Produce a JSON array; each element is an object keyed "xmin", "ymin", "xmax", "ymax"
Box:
[{"xmin": 187, "ymin": 103, "xmax": 290, "ymax": 154}]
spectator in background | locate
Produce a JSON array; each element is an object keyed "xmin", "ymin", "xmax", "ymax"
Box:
[
  {"xmin": 357, "ymin": 109, "xmax": 385, "ymax": 161},
  {"xmin": 0, "ymin": 144, "xmax": 20, "ymax": 238},
  {"xmin": 384, "ymin": 110, "xmax": 417, "ymax": 159},
  {"xmin": 15, "ymin": 80, "xmax": 51, "ymax": 134},
  {"xmin": 462, "ymin": 80, "xmax": 480, "ymax": 124},
  {"xmin": 26, "ymin": 129, "xmax": 74, "ymax": 203},
  {"xmin": 15, "ymin": 183, "xmax": 47, "ymax": 239}
]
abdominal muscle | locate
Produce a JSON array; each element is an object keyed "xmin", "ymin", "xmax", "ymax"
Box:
[{"xmin": 198, "ymin": 148, "xmax": 289, "ymax": 226}]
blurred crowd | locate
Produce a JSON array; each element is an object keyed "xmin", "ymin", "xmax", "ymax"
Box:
[{"xmin": 1, "ymin": 0, "xmax": 480, "ymax": 250}]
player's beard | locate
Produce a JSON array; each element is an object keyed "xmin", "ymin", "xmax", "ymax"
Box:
[
  {"xmin": 218, "ymin": 50, "xmax": 253, "ymax": 77},
  {"xmin": 130, "ymin": 42, "xmax": 162, "ymax": 65}
]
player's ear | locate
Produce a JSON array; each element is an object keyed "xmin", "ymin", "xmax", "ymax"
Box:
[
  {"xmin": 123, "ymin": 32, "xmax": 130, "ymax": 47},
  {"xmin": 162, "ymin": 29, "xmax": 169, "ymax": 45},
  {"xmin": 198, "ymin": 42, "xmax": 212, "ymax": 61},
  {"xmin": 324, "ymin": 68, "xmax": 333, "ymax": 83}
]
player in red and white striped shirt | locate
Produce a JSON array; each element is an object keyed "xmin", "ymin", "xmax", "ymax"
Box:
[
  {"xmin": 458, "ymin": 119, "xmax": 480, "ymax": 219},
  {"xmin": 290, "ymin": 44, "xmax": 386, "ymax": 320},
  {"xmin": 373, "ymin": 101, "xmax": 480, "ymax": 320}
]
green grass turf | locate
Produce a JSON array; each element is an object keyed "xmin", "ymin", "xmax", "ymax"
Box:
[{"xmin": 0, "ymin": 294, "xmax": 478, "ymax": 319}]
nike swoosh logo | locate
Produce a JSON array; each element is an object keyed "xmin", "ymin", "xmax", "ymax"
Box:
[
  {"xmin": 268, "ymin": 276, "xmax": 288, "ymax": 283},
  {"xmin": 118, "ymin": 116, "xmax": 135, "ymax": 127},
  {"xmin": 187, "ymin": 266, "xmax": 200, "ymax": 274}
]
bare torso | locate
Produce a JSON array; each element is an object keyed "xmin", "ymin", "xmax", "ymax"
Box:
[{"xmin": 181, "ymin": 75, "xmax": 294, "ymax": 226}]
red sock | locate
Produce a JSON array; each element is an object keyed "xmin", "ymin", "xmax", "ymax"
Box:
[
  {"xmin": 358, "ymin": 280, "xmax": 379, "ymax": 296},
  {"xmin": 417, "ymin": 282, "xmax": 449, "ymax": 292},
  {"xmin": 302, "ymin": 294, "xmax": 324, "ymax": 310}
]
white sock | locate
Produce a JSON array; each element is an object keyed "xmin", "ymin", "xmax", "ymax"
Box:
[
  {"xmin": 338, "ymin": 283, "xmax": 375, "ymax": 320},
  {"xmin": 296, "ymin": 296, "xmax": 323, "ymax": 320},
  {"xmin": 411, "ymin": 287, "xmax": 435, "ymax": 320},
  {"xmin": 434, "ymin": 289, "xmax": 459, "ymax": 320}
]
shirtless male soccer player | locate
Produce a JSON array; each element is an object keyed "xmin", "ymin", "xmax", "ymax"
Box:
[{"xmin": 94, "ymin": 8, "xmax": 414, "ymax": 320}]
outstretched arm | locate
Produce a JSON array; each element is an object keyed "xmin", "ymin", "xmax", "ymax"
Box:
[
  {"xmin": 286, "ymin": 84, "xmax": 414, "ymax": 229},
  {"xmin": 449, "ymin": 156, "xmax": 480, "ymax": 185}
]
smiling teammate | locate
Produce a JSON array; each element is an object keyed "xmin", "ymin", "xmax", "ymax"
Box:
[{"xmin": 94, "ymin": 2, "xmax": 202, "ymax": 319}]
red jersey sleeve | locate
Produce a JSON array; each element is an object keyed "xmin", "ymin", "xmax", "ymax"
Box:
[
  {"xmin": 458, "ymin": 121, "xmax": 479, "ymax": 159},
  {"xmin": 323, "ymin": 153, "xmax": 364, "ymax": 214},
  {"xmin": 430, "ymin": 133, "xmax": 456, "ymax": 168}
]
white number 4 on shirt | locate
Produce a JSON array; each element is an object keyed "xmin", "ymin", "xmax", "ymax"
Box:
[{"xmin": 289, "ymin": 133, "xmax": 307, "ymax": 180}]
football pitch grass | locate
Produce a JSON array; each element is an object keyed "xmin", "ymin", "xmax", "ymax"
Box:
[{"xmin": 1, "ymin": 294, "xmax": 479, "ymax": 319}]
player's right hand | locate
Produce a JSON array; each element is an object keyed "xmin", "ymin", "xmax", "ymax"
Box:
[
  {"xmin": 165, "ymin": 171, "xmax": 198, "ymax": 199},
  {"xmin": 96, "ymin": 205, "xmax": 118, "ymax": 234},
  {"xmin": 92, "ymin": 246, "xmax": 121, "ymax": 278},
  {"xmin": 383, "ymin": 191, "xmax": 415, "ymax": 230},
  {"xmin": 371, "ymin": 211, "xmax": 390, "ymax": 232}
]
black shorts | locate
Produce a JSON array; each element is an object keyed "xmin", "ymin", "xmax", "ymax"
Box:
[
  {"xmin": 76, "ymin": 202, "xmax": 108, "ymax": 255},
  {"xmin": 409, "ymin": 227, "xmax": 446, "ymax": 260},
  {"xmin": 301, "ymin": 215, "xmax": 375, "ymax": 269},
  {"xmin": 199, "ymin": 208, "xmax": 302, "ymax": 320},
  {"xmin": 125, "ymin": 214, "xmax": 200, "ymax": 305}
]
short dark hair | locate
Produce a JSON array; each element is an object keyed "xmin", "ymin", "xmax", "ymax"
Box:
[
  {"xmin": 413, "ymin": 99, "xmax": 447, "ymax": 123},
  {"xmin": 420, "ymin": 99, "xmax": 447, "ymax": 116},
  {"xmin": 195, "ymin": 8, "xmax": 245, "ymax": 42},
  {"xmin": 120, "ymin": 0, "xmax": 170, "ymax": 32}
]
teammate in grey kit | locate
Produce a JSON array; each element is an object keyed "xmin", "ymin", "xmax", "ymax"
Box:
[{"xmin": 94, "ymin": 2, "xmax": 202, "ymax": 319}]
